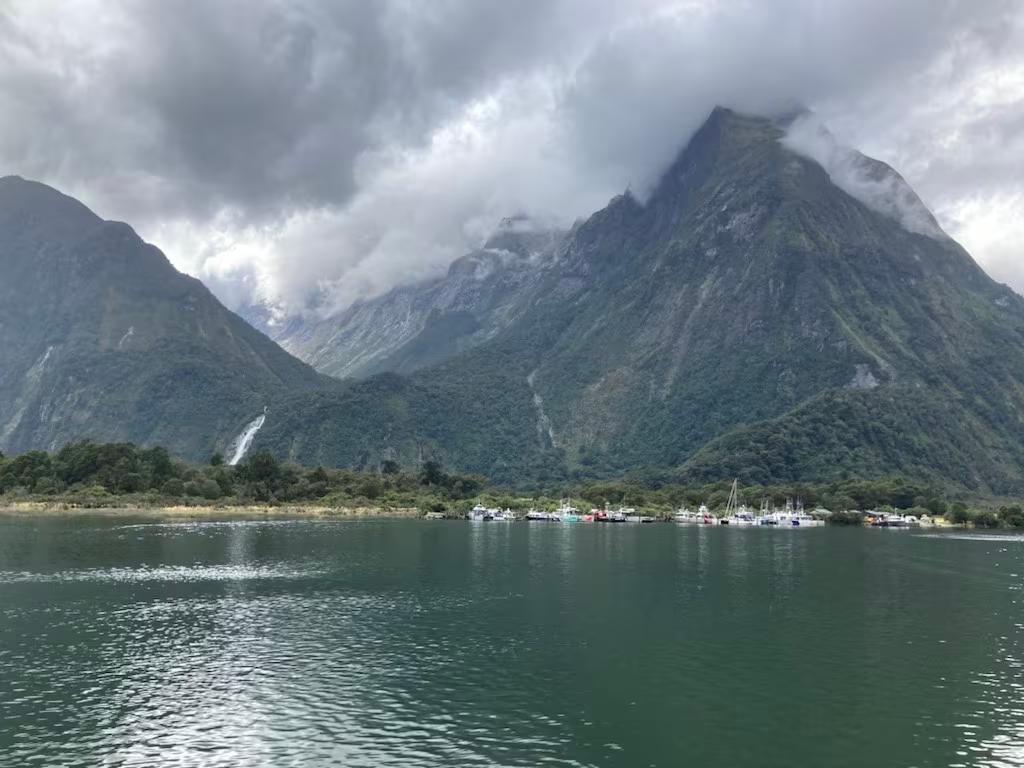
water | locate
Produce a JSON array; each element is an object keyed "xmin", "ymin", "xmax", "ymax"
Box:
[{"xmin": 0, "ymin": 518, "xmax": 1021, "ymax": 767}]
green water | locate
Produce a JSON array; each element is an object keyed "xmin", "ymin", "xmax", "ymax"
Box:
[{"xmin": 0, "ymin": 518, "xmax": 1021, "ymax": 767}]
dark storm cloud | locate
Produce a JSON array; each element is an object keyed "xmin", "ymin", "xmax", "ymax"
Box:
[
  {"xmin": 0, "ymin": 0, "xmax": 612, "ymax": 222},
  {"xmin": 0, "ymin": 0, "xmax": 1022, "ymax": 309}
]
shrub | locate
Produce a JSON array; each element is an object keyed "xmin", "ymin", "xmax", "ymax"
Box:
[
  {"xmin": 358, "ymin": 477, "xmax": 383, "ymax": 500},
  {"xmin": 161, "ymin": 478, "xmax": 185, "ymax": 496},
  {"xmin": 196, "ymin": 478, "xmax": 222, "ymax": 500},
  {"xmin": 946, "ymin": 502, "xmax": 971, "ymax": 526},
  {"xmin": 973, "ymin": 510, "xmax": 999, "ymax": 529},
  {"xmin": 999, "ymin": 505, "xmax": 1024, "ymax": 528}
]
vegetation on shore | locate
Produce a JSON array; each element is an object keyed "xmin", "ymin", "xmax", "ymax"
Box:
[{"xmin": 2, "ymin": 441, "xmax": 1024, "ymax": 528}]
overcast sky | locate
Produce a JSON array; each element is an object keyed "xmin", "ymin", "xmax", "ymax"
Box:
[{"xmin": 1, "ymin": 0, "xmax": 1022, "ymax": 315}]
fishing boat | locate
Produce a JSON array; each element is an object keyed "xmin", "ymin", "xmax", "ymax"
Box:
[
  {"xmin": 554, "ymin": 499, "xmax": 581, "ymax": 522},
  {"xmin": 756, "ymin": 499, "xmax": 779, "ymax": 525},
  {"xmin": 467, "ymin": 504, "xmax": 493, "ymax": 521},
  {"xmin": 780, "ymin": 501, "xmax": 824, "ymax": 527},
  {"xmin": 525, "ymin": 509, "xmax": 553, "ymax": 521}
]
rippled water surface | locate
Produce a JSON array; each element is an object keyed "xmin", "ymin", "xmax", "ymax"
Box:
[{"xmin": 0, "ymin": 518, "xmax": 1022, "ymax": 767}]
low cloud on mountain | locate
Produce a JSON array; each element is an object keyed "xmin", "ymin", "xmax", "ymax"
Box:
[{"xmin": 1, "ymin": 0, "xmax": 1021, "ymax": 314}]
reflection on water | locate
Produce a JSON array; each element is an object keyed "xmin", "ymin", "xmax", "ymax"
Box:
[
  {"xmin": 0, "ymin": 563, "xmax": 318, "ymax": 583},
  {"xmin": 0, "ymin": 519, "xmax": 1021, "ymax": 767}
]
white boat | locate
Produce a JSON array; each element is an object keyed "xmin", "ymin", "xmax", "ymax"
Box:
[
  {"xmin": 674, "ymin": 508, "xmax": 701, "ymax": 524},
  {"xmin": 467, "ymin": 504, "xmax": 493, "ymax": 521},
  {"xmin": 491, "ymin": 508, "xmax": 516, "ymax": 521},
  {"xmin": 525, "ymin": 509, "xmax": 552, "ymax": 521},
  {"xmin": 778, "ymin": 502, "xmax": 824, "ymax": 527},
  {"xmin": 755, "ymin": 499, "xmax": 779, "ymax": 525},
  {"xmin": 619, "ymin": 507, "xmax": 647, "ymax": 523},
  {"xmin": 731, "ymin": 509, "xmax": 756, "ymax": 525},
  {"xmin": 721, "ymin": 480, "xmax": 754, "ymax": 525},
  {"xmin": 784, "ymin": 512, "xmax": 824, "ymax": 527}
]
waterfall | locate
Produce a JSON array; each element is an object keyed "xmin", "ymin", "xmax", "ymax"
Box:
[{"xmin": 228, "ymin": 409, "xmax": 267, "ymax": 466}]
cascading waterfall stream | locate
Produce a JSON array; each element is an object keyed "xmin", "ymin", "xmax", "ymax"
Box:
[{"xmin": 228, "ymin": 408, "xmax": 267, "ymax": 466}]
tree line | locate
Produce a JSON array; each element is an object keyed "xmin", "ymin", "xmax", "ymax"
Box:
[
  {"xmin": 1, "ymin": 441, "xmax": 1022, "ymax": 527},
  {"xmin": 0, "ymin": 442, "xmax": 485, "ymax": 507}
]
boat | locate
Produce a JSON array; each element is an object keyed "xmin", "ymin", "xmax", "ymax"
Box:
[
  {"xmin": 869, "ymin": 512, "xmax": 919, "ymax": 528},
  {"xmin": 550, "ymin": 498, "xmax": 580, "ymax": 522},
  {"xmin": 674, "ymin": 508, "xmax": 701, "ymax": 524},
  {"xmin": 525, "ymin": 509, "xmax": 553, "ymax": 521},
  {"xmin": 756, "ymin": 499, "xmax": 779, "ymax": 525},
  {"xmin": 780, "ymin": 501, "xmax": 824, "ymax": 527},
  {"xmin": 786, "ymin": 512, "xmax": 824, "ymax": 527},
  {"xmin": 731, "ymin": 509, "xmax": 756, "ymax": 525},
  {"xmin": 467, "ymin": 504, "xmax": 493, "ymax": 521},
  {"xmin": 620, "ymin": 507, "xmax": 644, "ymax": 522},
  {"xmin": 722, "ymin": 479, "xmax": 755, "ymax": 525},
  {"xmin": 697, "ymin": 504, "xmax": 717, "ymax": 525},
  {"xmin": 492, "ymin": 508, "xmax": 516, "ymax": 522}
]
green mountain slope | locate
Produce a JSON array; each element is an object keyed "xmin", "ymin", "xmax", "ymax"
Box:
[
  {"xmin": 253, "ymin": 108, "xmax": 1024, "ymax": 492},
  {"xmin": 0, "ymin": 176, "xmax": 331, "ymax": 461}
]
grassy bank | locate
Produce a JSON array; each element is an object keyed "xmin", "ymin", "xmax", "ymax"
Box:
[{"xmin": 0, "ymin": 500, "xmax": 420, "ymax": 520}]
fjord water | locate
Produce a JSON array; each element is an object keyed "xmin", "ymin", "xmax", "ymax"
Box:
[{"xmin": 0, "ymin": 519, "xmax": 1021, "ymax": 768}]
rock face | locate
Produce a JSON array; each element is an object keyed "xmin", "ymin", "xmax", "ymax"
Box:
[
  {"xmin": 270, "ymin": 217, "xmax": 567, "ymax": 379},
  {"xmin": 254, "ymin": 108, "xmax": 1024, "ymax": 492},
  {"xmin": 0, "ymin": 176, "xmax": 330, "ymax": 461}
]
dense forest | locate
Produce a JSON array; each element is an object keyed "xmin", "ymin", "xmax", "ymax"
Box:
[{"xmin": 2, "ymin": 441, "xmax": 1024, "ymax": 528}]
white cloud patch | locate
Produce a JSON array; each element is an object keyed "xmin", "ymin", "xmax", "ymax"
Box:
[{"xmin": 782, "ymin": 114, "xmax": 946, "ymax": 238}]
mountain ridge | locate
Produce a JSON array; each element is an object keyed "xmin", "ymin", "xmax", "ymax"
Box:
[
  {"xmin": 250, "ymin": 107, "xmax": 1024, "ymax": 491},
  {"xmin": 0, "ymin": 175, "xmax": 333, "ymax": 461},
  {"xmin": 265, "ymin": 216, "xmax": 568, "ymax": 379},
  {"xmin": 5, "ymin": 107, "xmax": 1024, "ymax": 493}
]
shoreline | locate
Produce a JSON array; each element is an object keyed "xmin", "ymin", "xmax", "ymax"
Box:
[{"xmin": 0, "ymin": 501, "xmax": 422, "ymax": 521}]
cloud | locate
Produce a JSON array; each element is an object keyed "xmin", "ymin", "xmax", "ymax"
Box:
[
  {"xmin": 0, "ymin": 0, "xmax": 1022, "ymax": 310},
  {"xmin": 782, "ymin": 114, "xmax": 946, "ymax": 238}
]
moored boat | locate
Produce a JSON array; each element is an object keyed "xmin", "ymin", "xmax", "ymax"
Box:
[
  {"xmin": 467, "ymin": 504, "xmax": 493, "ymax": 521},
  {"xmin": 674, "ymin": 508, "xmax": 701, "ymax": 524}
]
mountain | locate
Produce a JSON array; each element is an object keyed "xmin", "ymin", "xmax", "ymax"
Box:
[
  {"xmin": 267, "ymin": 216, "xmax": 567, "ymax": 379},
  {"xmin": 251, "ymin": 108, "xmax": 1024, "ymax": 492},
  {"xmin": 0, "ymin": 176, "xmax": 330, "ymax": 462}
]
